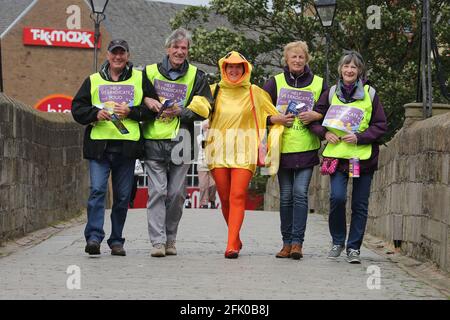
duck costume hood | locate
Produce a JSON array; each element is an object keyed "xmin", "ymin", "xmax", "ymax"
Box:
[
  {"xmin": 207, "ymin": 51, "xmax": 284, "ymax": 176},
  {"xmin": 218, "ymin": 51, "xmax": 252, "ymax": 88}
]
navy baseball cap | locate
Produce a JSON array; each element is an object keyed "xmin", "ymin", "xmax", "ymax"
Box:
[{"xmin": 107, "ymin": 39, "xmax": 129, "ymax": 52}]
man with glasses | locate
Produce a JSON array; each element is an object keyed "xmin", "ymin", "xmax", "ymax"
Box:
[{"xmin": 141, "ymin": 28, "xmax": 212, "ymax": 257}]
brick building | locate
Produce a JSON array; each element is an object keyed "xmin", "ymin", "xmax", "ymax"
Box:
[
  {"xmin": 0, "ymin": 0, "xmax": 227, "ymax": 208},
  {"xmin": 0, "ymin": 0, "xmax": 201, "ymax": 109}
]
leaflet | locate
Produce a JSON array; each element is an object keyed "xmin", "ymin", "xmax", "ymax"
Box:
[
  {"xmin": 94, "ymin": 101, "xmax": 129, "ymax": 134},
  {"xmin": 276, "ymin": 88, "xmax": 314, "ymax": 114},
  {"xmin": 153, "ymin": 80, "xmax": 187, "ymax": 108},
  {"xmin": 284, "ymin": 100, "xmax": 310, "ymax": 115},
  {"xmin": 322, "ymin": 105, "xmax": 364, "ymax": 133},
  {"xmin": 156, "ymin": 99, "xmax": 175, "ymax": 119}
]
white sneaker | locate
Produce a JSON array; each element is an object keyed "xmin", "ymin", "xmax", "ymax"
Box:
[
  {"xmin": 166, "ymin": 240, "xmax": 177, "ymax": 256},
  {"xmin": 151, "ymin": 243, "xmax": 166, "ymax": 257}
]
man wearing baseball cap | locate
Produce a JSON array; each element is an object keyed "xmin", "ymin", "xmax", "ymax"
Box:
[
  {"xmin": 72, "ymin": 39, "xmax": 158, "ymax": 257},
  {"xmin": 107, "ymin": 39, "xmax": 129, "ymax": 52}
]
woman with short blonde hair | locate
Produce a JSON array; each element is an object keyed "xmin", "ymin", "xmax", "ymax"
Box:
[
  {"xmin": 263, "ymin": 41, "xmax": 326, "ymax": 260},
  {"xmin": 282, "ymin": 41, "xmax": 312, "ymax": 65}
]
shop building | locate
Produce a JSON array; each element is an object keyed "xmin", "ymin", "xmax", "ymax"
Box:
[{"xmin": 0, "ymin": 0, "xmax": 262, "ymax": 209}]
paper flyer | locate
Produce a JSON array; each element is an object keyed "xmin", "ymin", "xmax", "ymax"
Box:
[
  {"xmin": 99, "ymin": 84, "xmax": 134, "ymax": 107},
  {"xmin": 276, "ymin": 88, "xmax": 314, "ymax": 114},
  {"xmin": 153, "ymin": 79, "xmax": 187, "ymax": 108},
  {"xmin": 322, "ymin": 105, "xmax": 364, "ymax": 133},
  {"xmin": 285, "ymin": 100, "xmax": 310, "ymax": 115},
  {"xmin": 94, "ymin": 84, "xmax": 136, "ymax": 135}
]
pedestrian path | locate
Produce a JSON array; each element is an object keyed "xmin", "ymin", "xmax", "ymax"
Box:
[{"xmin": 0, "ymin": 209, "xmax": 446, "ymax": 299}]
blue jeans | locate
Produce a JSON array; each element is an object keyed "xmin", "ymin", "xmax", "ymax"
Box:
[
  {"xmin": 329, "ymin": 171, "xmax": 374, "ymax": 251},
  {"xmin": 278, "ymin": 167, "xmax": 313, "ymax": 245},
  {"xmin": 85, "ymin": 153, "xmax": 135, "ymax": 248}
]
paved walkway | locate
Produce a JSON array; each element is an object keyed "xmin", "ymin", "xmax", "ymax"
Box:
[{"xmin": 0, "ymin": 209, "xmax": 447, "ymax": 300}]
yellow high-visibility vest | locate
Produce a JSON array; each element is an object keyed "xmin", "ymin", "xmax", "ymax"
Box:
[
  {"xmin": 143, "ymin": 63, "xmax": 197, "ymax": 139},
  {"xmin": 90, "ymin": 70, "xmax": 143, "ymax": 141},
  {"xmin": 322, "ymin": 85, "xmax": 373, "ymax": 160},
  {"xmin": 275, "ymin": 73, "xmax": 323, "ymax": 153}
]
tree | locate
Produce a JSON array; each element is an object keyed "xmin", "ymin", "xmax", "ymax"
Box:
[{"xmin": 171, "ymin": 0, "xmax": 450, "ymax": 141}]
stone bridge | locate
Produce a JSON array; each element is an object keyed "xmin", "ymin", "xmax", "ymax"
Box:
[{"xmin": 1, "ymin": 94, "xmax": 449, "ymax": 302}]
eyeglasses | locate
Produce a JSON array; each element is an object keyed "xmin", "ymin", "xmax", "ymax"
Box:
[{"xmin": 224, "ymin": 51, "xmax": 247, "ymax": 61}]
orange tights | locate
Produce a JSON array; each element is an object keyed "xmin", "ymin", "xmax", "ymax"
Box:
[{"xmin": 211, "ymin": 168, "xmax": 253, "ymax": 252}]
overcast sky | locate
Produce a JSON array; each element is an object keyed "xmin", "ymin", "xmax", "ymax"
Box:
[{"xmin": 150, "ymin": 0, "xmax": 210, "ymax": 6}]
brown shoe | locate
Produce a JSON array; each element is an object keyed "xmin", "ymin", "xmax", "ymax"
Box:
[
  {"xmin": 290, "ymin": 244, "xmax": 303, "ymax": 260},
  {"xmin": 111, "ymin": 244, "xmax": 126, "ymax": 256},
  {"xmin": 276, "ymin": 244, "xmax": 292, "ymax": 258}
]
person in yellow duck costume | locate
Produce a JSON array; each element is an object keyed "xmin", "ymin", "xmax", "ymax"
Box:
[{"xmin": 206, "ymin": 51, "xmax": 291, "ymax": 258}]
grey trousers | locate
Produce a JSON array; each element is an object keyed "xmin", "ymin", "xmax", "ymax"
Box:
[{"xmin": 144, "ymin": 160, "xmax": 190, "ymax": 245}]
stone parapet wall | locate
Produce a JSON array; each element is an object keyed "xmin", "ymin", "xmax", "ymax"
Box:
[
  {"xmin": 368, "ymin": 108, "xmax": 450, "ymax": 272},
  {"xmin": 265, "ymin": 104, "xmax": 450, "ymax": 273},
  {"xmin": 0, "ymin": 93, "xmax": 88, "ymax": 242}
]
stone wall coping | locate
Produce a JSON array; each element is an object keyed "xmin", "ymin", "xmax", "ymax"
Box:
[
  {"xmin": 0, "ymin": 93, "xmax": 75, "ymax": 124},
  {"xmin": 404, "ymin": 102, "xmax": 450, "ymax": 120}
]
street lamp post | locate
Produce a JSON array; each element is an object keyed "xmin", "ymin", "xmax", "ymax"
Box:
[
  {"xmin": 89, "ymin": 0, "xmax": 109, "ymax": 73},
  {"xmin": 314, "ymin": 0, "xmax": 337, "ymax": 87}
]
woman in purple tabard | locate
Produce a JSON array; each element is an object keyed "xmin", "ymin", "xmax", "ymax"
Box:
[
  {"xmin": 263, "ymin": 41, "xmax": 326, "ymax": 260},
  {"xmin": 310, "ymin": 51, "xmax": 387, "ymax": 264}
]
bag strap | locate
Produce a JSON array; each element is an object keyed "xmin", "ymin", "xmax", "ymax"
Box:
[
  {"xmin": 328, "ymin": 85, "xmax": 337, "ymax": 105},
  {"xmin": 249, "ymin": 85, "xmax": 261, "ymax": 144},
  {"xmin": 209, "ymin": 83, "xmax": 220, "ymax": 119},
  {"xmin": 368, "ymin": 86, "xmax": 376, "ymax": 102}
]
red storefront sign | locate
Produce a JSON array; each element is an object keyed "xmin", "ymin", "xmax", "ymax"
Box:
[
  {"xmin": 34, "ymin": 94, "xmax": 73, "ymax": 113},
  {"xmin": 23, "ymin": 27, "xmax": 100, "ymax": 49}
]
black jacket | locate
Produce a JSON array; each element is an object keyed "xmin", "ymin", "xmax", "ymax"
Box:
[
  {"xmin": 71, "ymin": 62, "xmax": 159, "ymax": 160},
  {"xmin": 141, "ymin": 58, "xmax": 213, "ymax": 163}
]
